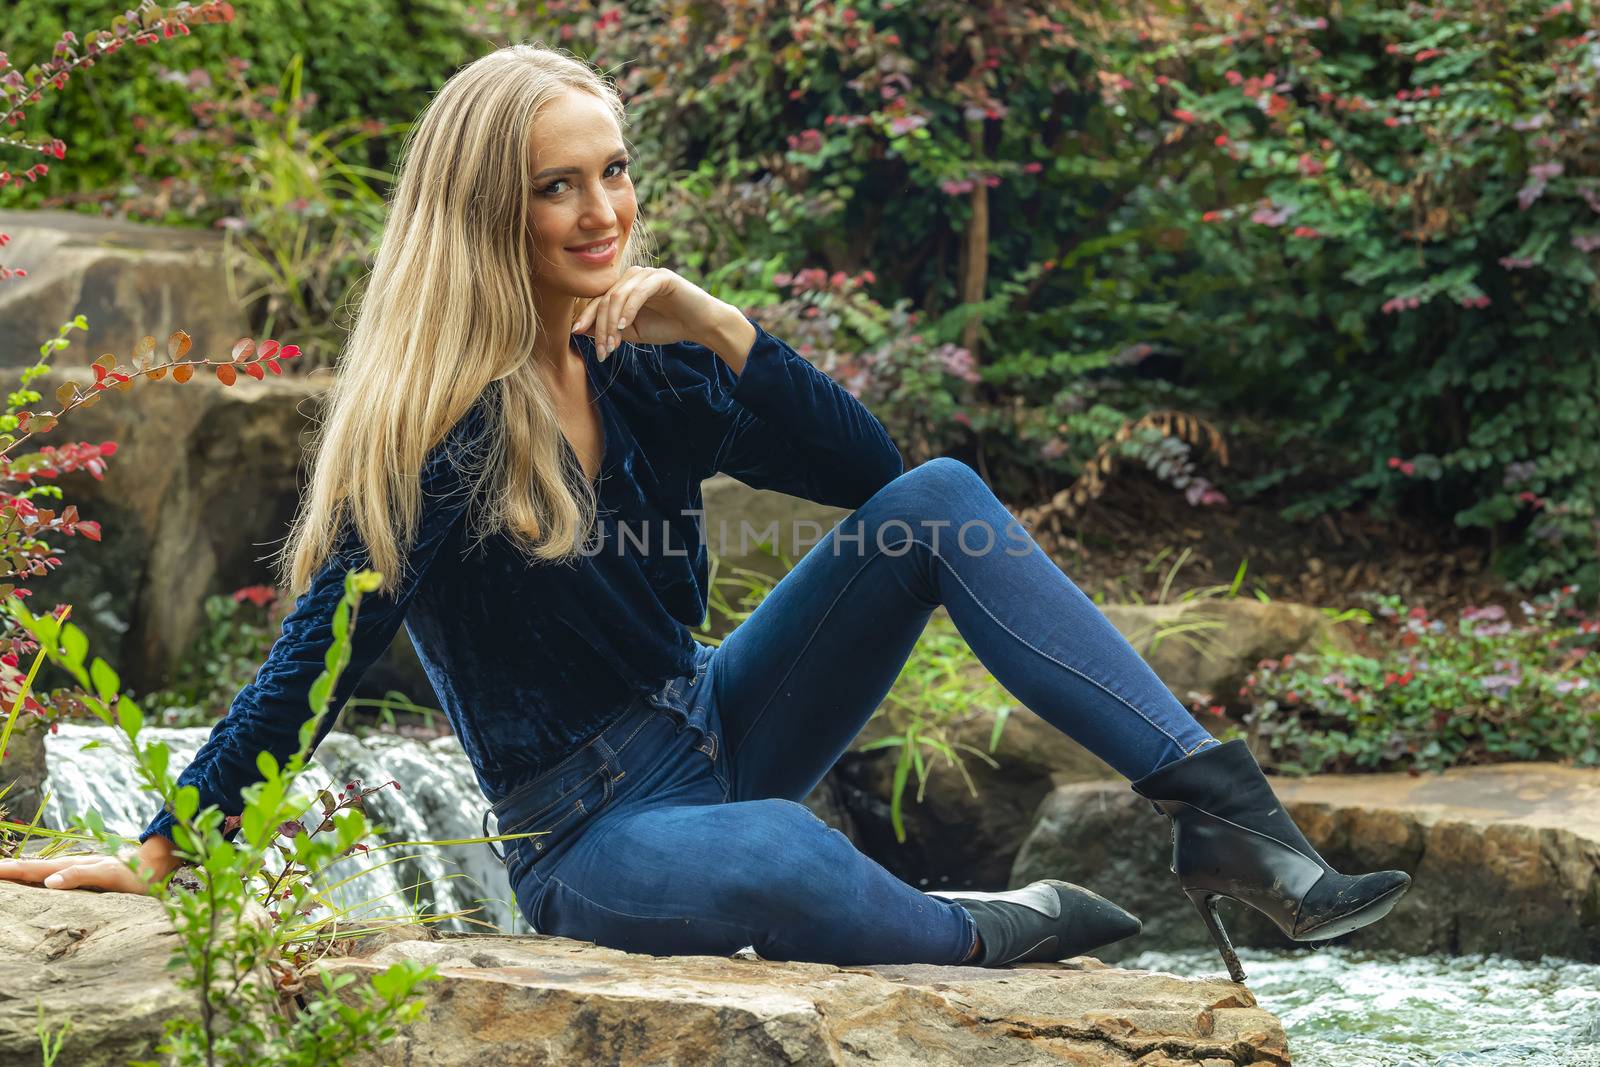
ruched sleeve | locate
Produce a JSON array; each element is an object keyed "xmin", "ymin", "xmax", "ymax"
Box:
[
  {"xmin": 140, "ymin": 398, "xmax": 492, "ymax": 845},
  {"xmin": 655, "ymin": 314, "xmax": 903, "ymax": 509}
]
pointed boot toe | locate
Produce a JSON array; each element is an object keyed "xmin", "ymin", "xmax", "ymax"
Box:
[
  {"xmin": 931, "ymin": 879, "xmax": 1142, "ymax": 967},
  {"xmin": 1294, "ymin": 868, "xmax": 1412, "ymax": 940}
]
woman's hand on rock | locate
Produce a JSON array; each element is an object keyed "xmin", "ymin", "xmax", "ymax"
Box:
[{"xmin": 0, "ymin": 838, "xmax": 180, "ymax": 895}]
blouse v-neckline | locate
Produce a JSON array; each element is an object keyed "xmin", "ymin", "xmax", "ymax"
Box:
[{"xmin": 565, "ymin": 332, "xmax": 611, "ymax": 490}]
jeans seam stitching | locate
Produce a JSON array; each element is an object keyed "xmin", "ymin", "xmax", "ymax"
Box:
[
  {"xmin": 906, "ymin": 535, "xmax": 1192, "ymax": 753},
  {"xmin": 500, "ymin": 766, "xmax": 608, "ymax": 834},
  {"xmin": 549, "ymin": 875, "xmax": 761, "ymax": 936},
  {"xmin": 724, "ymin": 537, "xmax": 911, "ymax": 762},
  {"xmin": 725, "ymin": 521, "xmax": 1195, "ymax": 765}
]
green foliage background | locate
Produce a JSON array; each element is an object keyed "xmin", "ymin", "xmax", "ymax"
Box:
[
  {"xmin": 1, "ymin": 0, "xmax": 480, "ymax": 188},
  {"xmin": 4, "ymin": 0, "xmax": 1596, "ymax": 596}
]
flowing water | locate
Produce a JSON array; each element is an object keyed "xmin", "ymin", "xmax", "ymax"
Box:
[
  {"xmin": 41, "ymin": 725, "xmax": 1600, "ymax": 1063},
  {"xmin": 43, "ymin": 723, "xmax": 527, "ymax": 936},
  {"xmin": 1126, "ymin": 946, "xmax": 1600, "ymax": 1066}
]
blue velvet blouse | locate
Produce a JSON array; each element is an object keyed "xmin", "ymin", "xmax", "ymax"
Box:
[{"xmin": 141, "ymin": 316, "xmax": 904, "ymax": 843}]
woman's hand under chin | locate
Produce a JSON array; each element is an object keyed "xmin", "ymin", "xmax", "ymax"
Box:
[{"xmin": 573, "ymin": 266, "xmax": 734, "ymax": 359}]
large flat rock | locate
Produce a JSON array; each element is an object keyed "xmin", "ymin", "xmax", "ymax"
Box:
[
  {"xmin": 1, "ymin": 879, "xmax": 194, "ymax": 1067},
  {"xmin": 1014, "ymin": 761, "xmax": 1600, "ymax": 962},
  {"xmin": 0, "ymin": 877, "xmax": 1289, "ymax": 1066},
  {"xmin": 324, "ymin": 933, "xmax": 1290, "ymax": 1066}
]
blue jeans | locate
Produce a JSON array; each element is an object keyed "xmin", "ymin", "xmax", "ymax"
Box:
[{"xmin": 492, "ymin": 458, "xmax": 1221, "ymax": 965}]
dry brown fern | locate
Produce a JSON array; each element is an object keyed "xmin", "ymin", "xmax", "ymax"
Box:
[{"xmin": 1017, "ymin": 409, "xmax": 1228, "ymax": 541}]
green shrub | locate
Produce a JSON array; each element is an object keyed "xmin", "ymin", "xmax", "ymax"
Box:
[
  {"xmin": 5, "ymin": 572, "xmax": 442, "ymax": 1066},
  {"xmin": 1093, "ymin": 1, "xmax": 1600, "ymax": 595},
  {"xmin": 480, "ymin": 0, "xmax": 1232, "ymax": 512},
  {"xmin": 1241, "ymin": 588, "xmax": 1600, "ymax": 774},
  {"xmin": 2, "ymin": 0, "xmax": 479, "ymax": 200}
]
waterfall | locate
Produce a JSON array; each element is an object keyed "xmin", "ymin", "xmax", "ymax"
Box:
[{"xmin": 43, "ymin": 724, "xmax": 525, "ymax": 935}]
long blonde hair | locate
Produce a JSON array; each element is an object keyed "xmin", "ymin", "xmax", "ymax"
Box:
[{"xmin": 275, "ymin": 43, "xmax": 656, "ymax": 599}]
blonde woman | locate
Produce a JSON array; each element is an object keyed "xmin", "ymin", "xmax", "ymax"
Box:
[{"xmin": 0, "ymin": 43, "xmax": 1409, "ymax": 979}]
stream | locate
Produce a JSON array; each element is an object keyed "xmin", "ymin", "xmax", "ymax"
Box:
[
  {"xmin": 41, "ymin": 724, "xmax": 1600, "ymax": 1063},
  {"xmin": 1127, "ymin": 946, "xmax": 1600, "ymax": 1065}
]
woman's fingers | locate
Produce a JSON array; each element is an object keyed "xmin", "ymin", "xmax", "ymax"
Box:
[
  {"xmin": 569, "ymin": 267, "xmax": 655, "ymax": 358},
  {"xmin": 0, "ymin": 853, "xmax": 155, "ymax": 894},
  {"xmin": 572, "ymin": 299, "xmax": 596, "ymax": 336},
  {"xmin": 0, "ymin": 856, "xmax": 83, "ymax": 884},
  {"xmin": 613, "ymin": 270, "xmax": 665, "ymax": 344},
  {"xmin": 596, "ymin": 268, "xmax": 648, "ymax": 358}
]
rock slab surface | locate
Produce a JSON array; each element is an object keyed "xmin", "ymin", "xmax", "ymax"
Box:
[
  {"xmin": 1, "ymin": 881, "xmax": 1291, "ymax": 1066},
  {"xmin": 324, "ymin": 934, "xmax": 1290, "ymax": 1066}
]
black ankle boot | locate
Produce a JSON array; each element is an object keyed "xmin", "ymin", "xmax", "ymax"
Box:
[
  {"xmin": 1131, "ymin": 739, "xmax": 1411, "ymax": 983},
  {"xmin": 929, "ymin": 879, "xmax": 1142, "ymax": 967}
]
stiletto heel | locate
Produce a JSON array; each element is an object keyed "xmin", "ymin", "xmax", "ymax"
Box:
[
  {"xmin": 1132, "ymin": 740, "xmax": 1412, "ymax": 983},
  {"xmin": 1185, "ymin": 888, "xmax": 1245, "ymax": 982}
]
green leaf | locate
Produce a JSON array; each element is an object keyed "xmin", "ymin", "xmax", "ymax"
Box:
[
  {"xmin": 308, "ymin": 674, "xmax": 333, "ymax": 713},
  {"xmin": 147, "ymin": 738, "xmax": 169, "ymax": 786},
  {"xmin": 79, "ymin": 807, "xmax": 105, "ymax": 837},
  {"xmin": 988, "ymin": 707, "xmax": 1011, "ymax": 753},
  {"xmin": 116, "ymin": 697, "xmax": 144, "ymax": 739},
  {"xmin": 59, "ymin": 622, "xmax": 87, "ymax": 665},
  {"xmin": 174, "ymin": 785, "xmax": 199, "ymax": 822},
  {"xmin": 90, "ymin": 658, "xmax": 121, "ymax": 703},
  {"xmin": 890, "ymin": 746, "xmax": 912, "ymax": 843},
  {"xmin": 242, "ymin": 805, "xmax": 264, "ymax": 846}
]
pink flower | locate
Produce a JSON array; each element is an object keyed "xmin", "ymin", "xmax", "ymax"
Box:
[
  {"xmin": 1022, "ymin": 161, "xmax": 1043, "ymax": 174},
  {"xmin": 233, "ymin": 584, "xmax": 278, "ymax": 608}
]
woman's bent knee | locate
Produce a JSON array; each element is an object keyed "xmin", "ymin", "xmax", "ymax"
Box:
[{"xmin": 851, "ymin": 458, "xmax": 1022, "ymax": 558}]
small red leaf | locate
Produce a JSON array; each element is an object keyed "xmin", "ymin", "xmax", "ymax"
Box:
[
  {"xmin": 243, "ymin": 362, "xmax": 265, "ymax": 380},
  {"xmin": 258, "ymin": 339, "xmax": 280, "ymax": 359},
  {"xmin": 75, "ymin": 521, "xmax": 101, "ymax": 541},
  {"xmin": 215, "ymin": 364, "xmax": 237, "ymax": 386}
]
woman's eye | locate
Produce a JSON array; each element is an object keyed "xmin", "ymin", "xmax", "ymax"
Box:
[{"xmin": 541, "ymin": 160, "xmax": 630, "ymax": 196}]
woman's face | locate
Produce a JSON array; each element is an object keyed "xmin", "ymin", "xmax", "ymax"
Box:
[{"xmin": 527, "ymin": 89, "xmax": 637, "ymax": 315}]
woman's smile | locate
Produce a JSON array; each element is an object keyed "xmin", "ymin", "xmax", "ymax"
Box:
[{"xmin": 566, "ymin": 236, "xmax": 618, "ymax": 264}]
